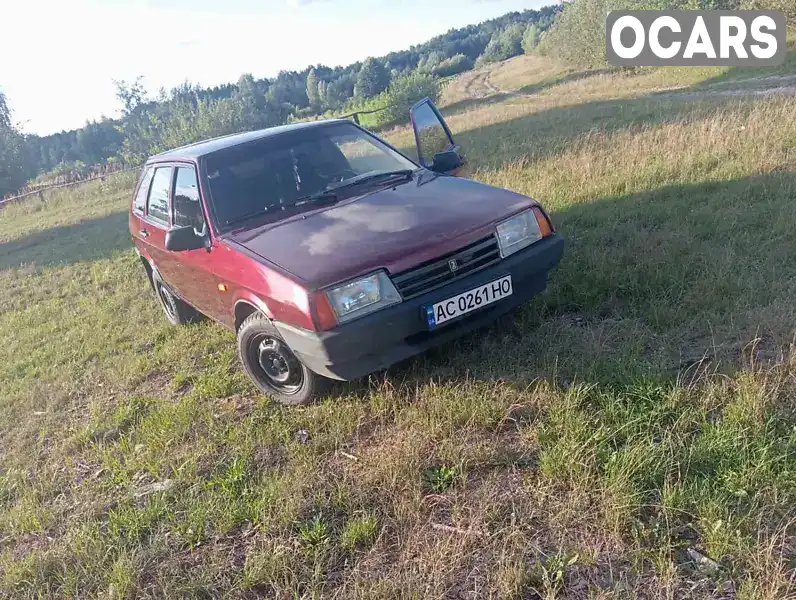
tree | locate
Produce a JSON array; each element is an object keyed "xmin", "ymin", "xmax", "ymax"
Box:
[
  {"xmin": 317, "ymin": 80, "xmax": 328, "ymax": 109},
  {"xmin": 0, "ymin": 93, "xmax": 29, "ymax": 198},
  {"xmin": 433, "ymin": 54, "xmax": 474, "ymax": 77},
  {"xmin": 454, "ymin": 32, "xmax": 492, "ymax": 60},
  {"xmin": 306, "ymin": 68, "xmax": 322, "ymax": 110},
  {"xmin": 113, "ymin": 76, "xmax": 147, "ymax": 115},
  {"xmin": 500, "ymin": 23, "xmax": 526, "ymax": 56},
  {"xmin": 234, "ymin": 73, "xmax": 276, "ymax": 129},
  {"xmin": 355, "ymin": 58, "xmax": 390, "ymax": 99},
  {"xmin": 266, "ymin": 70, "xmax": 309, "ymax": 110},
  {"xmin": 477, "ymin": 22, "xmax": 527, "ymax": 65},
  {"xmin": 325, "ymin": 73, "xmax": 356, "ymax": 108},
  {"xmin": 113, "ymin": 78, "xmax": 154, "ymax": 164},
  {"xmin": 522, "ymin": 23, "xmax": 541, "ymax": 54},
  {"xmin": 75, "ymin": 119, "xmax": 121, "ymax": 165},
  {"xmin": 417, "ymin": 51, "xmax": 446, "ymax": 73},
  {"xmin": 14, "ymin": 6, "xmax": 560, "ymax": 178}
]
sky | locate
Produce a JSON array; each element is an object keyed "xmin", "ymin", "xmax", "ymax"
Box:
[{"xmin": 0, "ymin": 0, "xmax": 550, "ymax": 136}]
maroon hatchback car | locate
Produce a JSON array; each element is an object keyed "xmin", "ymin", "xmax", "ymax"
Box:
[{"xmin": 130, "ymin": 99, "xmax": 564, "ymax": 404}]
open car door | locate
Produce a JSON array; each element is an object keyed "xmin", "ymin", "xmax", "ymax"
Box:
[{"xmin": 409, "ymin": 98, "xmax": 465, "ymax": 175}]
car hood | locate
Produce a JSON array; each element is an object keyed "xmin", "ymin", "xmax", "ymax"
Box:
[{"xmin": 225, "ymin": 174, "xmax": 537, "ymax": 289}]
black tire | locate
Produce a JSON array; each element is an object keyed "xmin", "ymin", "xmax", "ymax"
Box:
[
  {"xmin": 236, "ymin": 312, "xmax": 328, "ymax": 405},
  {"xmin": 152, "ymin": 270, "xmax": 198, "ymax": 326}
]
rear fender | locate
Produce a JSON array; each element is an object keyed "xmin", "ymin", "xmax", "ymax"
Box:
[{"xmin": 135, "ymin": 249, "xmax": 157, "ymax": 292}]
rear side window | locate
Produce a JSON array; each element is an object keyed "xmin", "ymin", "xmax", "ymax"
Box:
[
  {"xmin": 146, "ymin": 167, "xmax": 172, "ymax": 225},
  {"xmin": 173, "ymin": 167, "xmax": 205, "ymax": 232},
  {"xmin": 133, "ymin": 168, "xmax": 153, "ymax": 213}
]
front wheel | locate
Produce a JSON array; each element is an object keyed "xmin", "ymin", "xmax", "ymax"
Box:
[{"xmin": 237, "ymin": 312, "xmax": 328, "ymax": 405}]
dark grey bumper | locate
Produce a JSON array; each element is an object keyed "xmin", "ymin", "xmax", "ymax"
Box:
[{"xmin": 275, "ymin": 233, "xmax": 565, "ymax": 381}]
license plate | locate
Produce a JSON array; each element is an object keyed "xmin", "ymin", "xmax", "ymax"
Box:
[{"xmin": 425, "ymin": 275, "xmax": 513, "ymax": 329}]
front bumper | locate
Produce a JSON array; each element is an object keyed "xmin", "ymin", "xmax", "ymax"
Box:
[{"xmin": 275, "ymin": 233, "xmax": 565, "ymax": 381}]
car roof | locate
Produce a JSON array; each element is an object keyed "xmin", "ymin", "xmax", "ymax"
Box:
[{"xmin": 147, "ymin": 118, "xmax": 351, "ymax": 162}]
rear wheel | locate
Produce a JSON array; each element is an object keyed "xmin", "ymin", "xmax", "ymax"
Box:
[
  {"xmin": 152, "ymin": 270, "xmax": 198, "ymax": 326},
  {"xmin": 236, "ymin": 312, "xmax": 328, "ymax": 405}
]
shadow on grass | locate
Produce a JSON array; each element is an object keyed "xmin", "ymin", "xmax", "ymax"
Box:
[
  {"xmin": 693, "ymin": 43, "xmax": 796, "ymax": 88},
  {"xmin": 440, "ymin": 92, "xmax": 516, "ymax": 118},
  {"xmin": 514, "ymin": 67, "xmax": 619, "ymax": 96},
  {"xmin": 339, "ymin": 170, "xmax": 796, "ymax": 399},
  {"xmin": 456, "ymin": 91, "xmax": 766, "ymax": 170},
  {"xmin": 0, "ymin": 210, "xmax": 131, "ymax": 270}
]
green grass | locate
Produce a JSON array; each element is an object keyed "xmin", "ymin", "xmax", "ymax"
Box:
[{"xmin": 1, "ymin": 56, "xmax": 796, "ymax": 598}]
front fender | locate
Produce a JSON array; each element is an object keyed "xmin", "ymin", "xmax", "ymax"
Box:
[{"xmin": 233, "ymin": 293, "xmax": 275, "ymax": 321}]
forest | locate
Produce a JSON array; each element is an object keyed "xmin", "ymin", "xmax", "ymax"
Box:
[{"xmin": 0, "ymin": 6, "xmax": 559, "ymax": 199}]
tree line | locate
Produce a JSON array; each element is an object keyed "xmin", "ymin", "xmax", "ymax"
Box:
[{"xmin": 0, "ymin": 6, "xmax": 559, "ymax": 199}]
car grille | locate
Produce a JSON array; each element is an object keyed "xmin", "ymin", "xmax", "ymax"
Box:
[{"xmin": 391, "ymin": 235, "xmax": 501, "ymax": 299}]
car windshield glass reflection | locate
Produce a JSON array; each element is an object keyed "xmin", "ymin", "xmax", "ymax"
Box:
[{"xmin": 206, "ymin": 123, "xmax": 417, "ymax": 229}]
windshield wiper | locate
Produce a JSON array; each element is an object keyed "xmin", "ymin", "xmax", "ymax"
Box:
[
  {"xmin": 327, "ymin": 169, "xmax": 414, "ymax": 192},
  {"xmin": 225, "ymin": 192, "xmax": 339, "ymax": 226},
  {"xmin": 290, "ymin": 189, "xmax": 340, "ymax": 208},
  {"xmin": 225, "ymin": 209, "xmax": 271, "ymax": 227}
]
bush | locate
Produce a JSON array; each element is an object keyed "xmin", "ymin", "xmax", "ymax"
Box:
[{"xmin": 376, "ymin": 72, "xmax": 440, "ymax": 126}]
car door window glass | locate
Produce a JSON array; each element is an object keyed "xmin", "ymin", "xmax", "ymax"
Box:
[
  {"xmin": 173, "ymin": 167, "xmax": 205, "ymax": 233},
  {"xmin": 147, "ymin": 167, "xmax": 172, "ymax": 225},
  {"xmin": 412, "ymin": 102, "xmax": 453, "ymax": 167},
  {"xmin": 133, "ymin": 167, "xmax": 154, "ymax": 214}
]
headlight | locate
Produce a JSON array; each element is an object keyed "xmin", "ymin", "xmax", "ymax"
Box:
[
  {"xmin": 326, "ymin": 271, "xmax": 401, "ymax": 323},
  {"xmin": 496, "ymin": 209, "xmax": 544, "ymax": 258}
]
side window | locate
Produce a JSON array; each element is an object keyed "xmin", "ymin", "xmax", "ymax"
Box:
[
  {"xmin": 173, "ymin": 167, "xmax": 205, "ymax": 233},
  {"xmin": 133, "ymin": 168, "xmax": 153, "ymax": 214},
  {"xmin": 146, "ymin": 167, "xmax": 172, "ymax": 225}
]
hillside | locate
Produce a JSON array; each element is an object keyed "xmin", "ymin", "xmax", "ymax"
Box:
[
  {"xmin": 0, "ymin": 6, "xmax": 559, "ymax": 200},
  {"xmin": 1, "ymin": 49, "xmax": 796, "ymax": 598}
]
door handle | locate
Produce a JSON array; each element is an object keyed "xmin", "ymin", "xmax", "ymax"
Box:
[{"xmin": 139, "ymin": 229, "xmax": 149, "ymax": 238}]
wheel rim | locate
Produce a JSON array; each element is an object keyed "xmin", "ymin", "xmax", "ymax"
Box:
[
  {"xmin": 248, "ymin": 335, "xmax": 303, "ymax": 394},
  {"xmin": 158, "ymin": 283, "xmax": 178, "ymax": 320}
]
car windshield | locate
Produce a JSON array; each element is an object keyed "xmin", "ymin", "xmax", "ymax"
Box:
[{"xmin": 204, "ymin": 122, "xmax": 417, "ymax": 229}]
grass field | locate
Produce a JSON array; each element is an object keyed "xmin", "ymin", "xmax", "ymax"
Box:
[{"xmin": 1, "ymin": 52, "xmax": 796, "ymax": 599}]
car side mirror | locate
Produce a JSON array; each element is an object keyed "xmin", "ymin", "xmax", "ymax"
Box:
[
  {"xmin": 165, "ymin": 225, "xmax": 207, "ymax": 252},
  {"xmin": 410, "ymin": 98, "xmax": 462, "ymax": 170},
  {"xmin": 430, "ymin": 149, "xmax": 463, "ymax": 174}
]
